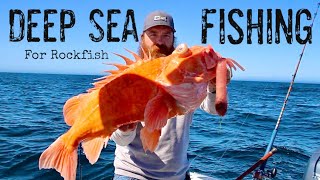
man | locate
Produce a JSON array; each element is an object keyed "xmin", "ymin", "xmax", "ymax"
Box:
[{"xmin": 111, "ymin": 10, "xmax": 219, "ymax": 180}]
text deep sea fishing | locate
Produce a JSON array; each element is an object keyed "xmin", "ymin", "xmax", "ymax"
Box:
[{"xmin": 9, "ymin": 8, "xmax": 312, "ymax": 44}]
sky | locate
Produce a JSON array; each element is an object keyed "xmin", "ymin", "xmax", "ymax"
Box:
[{"xmin": 0, "ymin": 0, "xmax": 319, "ymax": 83}]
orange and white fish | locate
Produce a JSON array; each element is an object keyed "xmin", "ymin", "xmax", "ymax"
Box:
[{"xmin": 39, "ymin": 43, "xmax": 244, "ymax": 180}]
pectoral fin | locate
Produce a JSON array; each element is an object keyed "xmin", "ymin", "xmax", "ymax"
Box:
[
  {"xmin": 82, "ymin": 136, "xmax": 109, "ymax": 164},
  {"xmin": 144, "ymin": 91, "xmax": 170, "ymax": 132},
  {"xmin": 140, "ymin": 128, "xmax": 161, "ymax": 152}
]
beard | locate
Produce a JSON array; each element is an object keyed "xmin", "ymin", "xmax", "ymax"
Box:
[{"xmin": 138, "ymin": 39, "xmax": 175, "ymax": 59}]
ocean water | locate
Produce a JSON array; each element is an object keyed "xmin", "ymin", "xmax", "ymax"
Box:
[{"xmin": 0, "ymin": 72, "xmax": 319, "ymax": 180}]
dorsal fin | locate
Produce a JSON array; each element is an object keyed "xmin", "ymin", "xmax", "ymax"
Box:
[
  {"xmin": 87, "ymin": 75, "xmax": 117, "ymax": 92},
  {"xmin": 92, "ymin": 76, "xmax": 115, "ymax": 86},
  {"xmin": 112, "ymin": 53, "xmax": 135, "ymax": 65},
  {"xmin": 87, "ymin": 79, "xmax": 111, "ymax": 92},
  {"xmin": 93, "ymin": 75, "xmax": 108, "ymax": 81},
  {"xmin": 104, "ymin": 70, "xmax": 120, "ymax": 74},
  {"xmin": 140, "ymin": 47, "xmax": 151, "ymax": 61},
  {"xmin": 87, "ymin": 49, "xmax": 145, "ymax": 93},
  {"xmin": 104, "ymin": 63, "xmax": 128, "ymax": 71},
  {"xmin": 125, "ymin": 48, "xmax": 142, "ymax": 62}
]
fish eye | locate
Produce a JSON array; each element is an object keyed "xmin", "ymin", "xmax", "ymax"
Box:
[{"xmin": 173, "ymin": 43, "xmax": 190, "ymax": 57}]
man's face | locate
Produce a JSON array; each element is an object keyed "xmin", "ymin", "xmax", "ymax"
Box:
[{"xmin": 140, "ymin": 25, "xmax": 174, "ymax": 58}]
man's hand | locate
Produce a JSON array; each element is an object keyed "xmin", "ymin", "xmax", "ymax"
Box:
[{"xmin": 118, "ymin": 123, "xmax": 138, "ymax": 132}]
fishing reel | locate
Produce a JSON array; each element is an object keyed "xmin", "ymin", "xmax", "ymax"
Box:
[{"xmin": 253, "ymin": 168, "xmax": 277, "ymax": 180}]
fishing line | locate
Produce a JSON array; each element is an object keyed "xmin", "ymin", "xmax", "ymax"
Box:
[
  {"xmin": 77, "ymin": 147, "xmax": 83, "ymax": 180},
  {"xmin": 212, "ymin": 84, "xmax": 271, "ymax": 175},
  {"xmin": 76, "ymin": 105, "xmax": 100, "ymax": 180},
  {"xmin": 189, "ymin": 82, "xmax": 271, "ymax": 171}
]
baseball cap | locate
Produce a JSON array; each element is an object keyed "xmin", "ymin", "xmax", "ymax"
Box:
[{"xmin": 143, "ymin": 11, "xmax": 175, "ymax": 32}]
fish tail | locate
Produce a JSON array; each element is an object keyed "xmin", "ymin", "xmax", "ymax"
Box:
[
  {"xmin": 215, "ymin": 59, "xmax": 228, "ymax": 116},
  {"xmin": 39, "ymin": 135, "xmax": 77, "ymax": 180}
]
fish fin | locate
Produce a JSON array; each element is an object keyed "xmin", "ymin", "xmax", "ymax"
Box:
[
  {"xmin": 87, "ymin": 75, "xmax": 117, "ymax": 92},
  {"xmin": 226, "ymin": 58, "xmax": 245, "ymax": 71},
  {"xmin": 63, "ymin": 94, "xmax": 86, "ymax": 126},
  {"xmin": 104, "ymin": 70, "xmax": 120, "ymax": 74},
  {"xmin": 87, "ymin": 53, "xmax": 135, "ymax": 92},
  {"xmin": 112, "ymin": 52, "xmax": 135, "ymax": 65},
  {"xmin": 39, "ymin": 136, "xmax": 77, "ymax": 180},
  {"xmin": 82, "ymin": 136, "xmax": 109, "ymax": 164},
  {"xmin": 93, "ymin": 75, "xmax": 113, "ymax": 81},
  {"xmin": 144, "ymin": 92, "xmax": 170, "ymax": 132},
  {"xmin": 140, "ymin": 47, "xmax": 150, "ymax": 60},
  {"xmin": 88, "ymin": 49, "xmax": 146, "ymax": 92},
  {"xmin": 104, "ymin": 63, "xmax": 129, "ymax": 71},
  {"xmin": 140, "ymin": 128, "xmax": 161, "ymax": 152},
  {"xmin": 125, "ymin": 48, "xmax": 142, "ymax": 62}
]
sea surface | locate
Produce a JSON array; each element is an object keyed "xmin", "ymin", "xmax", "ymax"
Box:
[{"xmin": 0, "ymin": 72, "xmax": 319, "ymax": 180}]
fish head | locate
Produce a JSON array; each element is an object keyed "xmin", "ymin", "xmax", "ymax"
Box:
[{"xmin": 165, "ymin": 43, "xmax": 219, "ymax": 83}]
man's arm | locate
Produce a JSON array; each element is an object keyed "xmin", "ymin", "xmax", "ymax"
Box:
[{"xmin": 111, "ymin": 123, "xmax": 138, "ymax": 146}]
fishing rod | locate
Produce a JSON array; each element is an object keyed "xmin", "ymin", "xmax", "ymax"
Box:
[
  {"xmin": 236, "ymin": 148, "xmax": 277, "ymax": 180},
  {"xmin": 256, "ymin": 2, "xmax": 320, "ymax": 179},
  {"xmin": 236, "ymin": 2, "xmax": 320, "ymax": 179}
]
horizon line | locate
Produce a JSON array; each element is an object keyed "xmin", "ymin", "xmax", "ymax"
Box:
[{"xmin": 0, "ymin": 71, "xmax": 319, "ymax": 85}]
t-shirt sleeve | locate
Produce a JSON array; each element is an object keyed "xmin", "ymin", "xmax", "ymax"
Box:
[
  {"xmin": 111, "ymin": 128, "xmax": 137, "ymax": 146},
  {"xmin": 199, "ymin": 91, "xmax": 217, "ymax": 115}
]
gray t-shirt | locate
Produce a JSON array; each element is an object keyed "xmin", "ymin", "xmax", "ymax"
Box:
[{"xmin": 111, "ymin": 91, "xmax": 217, "ymax": 179}]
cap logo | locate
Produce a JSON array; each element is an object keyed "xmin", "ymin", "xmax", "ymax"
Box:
[{"xmin": 153, "ymin": 15, "xmax": 167, "ymax": 22}]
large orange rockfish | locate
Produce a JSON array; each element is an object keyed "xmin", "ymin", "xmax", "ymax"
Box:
[{"xmin": 39, "ymin": 43, "xmax": 244, "ymax": 180}]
